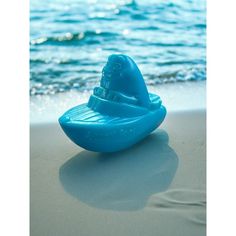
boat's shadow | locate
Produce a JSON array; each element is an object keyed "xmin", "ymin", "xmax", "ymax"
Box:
[{"xmin": 59, "ymin": 130, "xmax": 179, "ymax": 211}]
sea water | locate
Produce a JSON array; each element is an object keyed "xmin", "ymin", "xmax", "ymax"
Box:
[{"xmin": 30, "ymin": 0, "xmax": 206, "ymax": 96}]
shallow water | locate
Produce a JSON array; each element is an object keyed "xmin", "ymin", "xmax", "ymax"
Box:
[{"xmin": 30, "ymin": 0, "xmax": 206, "ymax": 95}]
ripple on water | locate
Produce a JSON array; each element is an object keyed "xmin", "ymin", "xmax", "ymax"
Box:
[{"xmin": 30, "ymin": 0, "xmax": 206, "ymax": 95}]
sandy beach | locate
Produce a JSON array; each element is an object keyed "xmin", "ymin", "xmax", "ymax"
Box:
[
  {"xmin": 28, "ymin": 0, "xmax": 207, "ymax": 234},
  {"xmin": 30, "ymin": 93, "xmax": 206, "ymax": 236}
]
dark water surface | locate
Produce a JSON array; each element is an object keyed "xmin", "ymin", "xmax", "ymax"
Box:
[{"xmin": 30, "ymin": 0, "xmax": 206, "ymax": 95}]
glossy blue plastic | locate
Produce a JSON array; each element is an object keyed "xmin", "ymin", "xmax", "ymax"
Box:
[{"xmin": 59, "ymin": 54, "xmax": 166, "ymax": 152}]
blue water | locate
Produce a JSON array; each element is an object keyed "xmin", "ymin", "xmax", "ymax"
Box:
[{"xmin": 30, "ymin": 0, "xmax": 206, "ymax": 96}]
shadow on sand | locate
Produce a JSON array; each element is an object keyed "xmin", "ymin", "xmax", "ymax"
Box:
[{"xmin": 59, "ymin": 130, "xmax": 179, "ymax": 211}]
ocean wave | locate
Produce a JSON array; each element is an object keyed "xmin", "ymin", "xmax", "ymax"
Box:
[
  {"xmin": 30, "ymin": 65, "xmax": 206, "ymax": 96},
  {"xmin": 30, "ymin": 31, "xmax": 119, "ymax": 46}
]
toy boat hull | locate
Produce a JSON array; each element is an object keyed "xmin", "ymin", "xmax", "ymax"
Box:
[{"xmin": 59, "ymin": 103, "xmax": 166, "ymax": 152}]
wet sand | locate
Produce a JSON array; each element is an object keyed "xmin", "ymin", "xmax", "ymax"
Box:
[{"xmin": 30, "ymin": 109, "xmax": 206, "ymax": 236}]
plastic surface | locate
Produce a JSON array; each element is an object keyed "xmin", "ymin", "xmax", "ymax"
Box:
[{"xmin": 59, "ymin": 54, "xmax": 167, "ymax": 152}]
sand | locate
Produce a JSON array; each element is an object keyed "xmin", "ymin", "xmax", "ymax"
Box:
[{"xmin": 30, "ymin": 108, "xmax": 206, "ymax": 236}]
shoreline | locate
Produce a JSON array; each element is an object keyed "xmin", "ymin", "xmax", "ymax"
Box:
[{"xmin": 30, "ymin": 80, "xmax": 206, "ymax": 124}]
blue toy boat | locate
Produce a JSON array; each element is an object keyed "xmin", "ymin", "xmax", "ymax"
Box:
[{"xmin": 59, "ymin": 54, "xmax": 166, "ymax": 152}]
